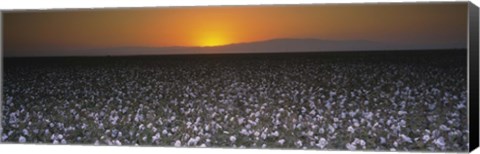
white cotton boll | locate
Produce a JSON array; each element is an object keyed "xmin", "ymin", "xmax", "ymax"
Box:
[
  {"xmin": 360, "ymin": 119, "xmax": 366, "ymax": 125},
  {"xmin": 341, "ymin": 112, "xmax": 346, "ymax": 119},
  {"xmin": 329, "ymin": 91, "xmax": 336, "ymax": 96},
  {"xmin": 316, "ymin": 138, "xmax": 328, "ymax": 149},
  {"xmin": 187, "ymin": 138, "xmax": 197, "ymax": 146},
  {"xmin": 195, "ymin": 117, "xmax": 201, "ymax": 124},
  {"xmin": 398, "ymin": 111, "xmax": 407, "ymax": 116},
  {"xmin": 428, "ymin": 103, "xmax": 436, "ymax": 111},
  {"xmin": 307, "ymin": 130, "xmax": 314, "ymax": 137},
  {"xmin": 364, "ymin": 112, "xmax": 373, "ymax": 120},
  {"xmin": 380, "ymin": 137, "xmax": 386, "ymax": 144},
  {"xmin": 261, "ymin": 132, "xmax": 267, "ymax": 140},
  {"xmin": 346, "ymin": 143, "xmax": 356, "ymax": 150},
  {"xmin": 319, "ymin": 128, "xmax": 325, "ymax": 134},
  {"xmin": 325, "ymin": 102, "xmax": 332, "ymax": 110},
  {"xmin": 138, "ymin": 124, "xmax": 146, "ymax": 131},
  {"xmin": 262, "ymin": 144, "xmax": 267, "ymax": 148},
  {"xmin": 237, "ymin": 117, "xmax": 245, "ymax": 125},
  {"xmin": 353, "ymin": 121, "xmax": 360, "ymax": 127},
  {"xmin": 61, "ymin": 139, "xmax": 67, "ymax": 144},
  {"xmin": 254, "ymin": 131, "xmax": 260, "ymax": 137},
  {"xmin": 271, "ymin": 131, "xmax": 279, "ymax": 137},
  {"xmin": 448, "ymin": 130, "xmax": 461, "ymax": 137},
  {"xmin": 399, "ymin": 120, "xmax": 407, "ymax": 127},
  {"xmin": 152, "ymin": 133, "xmax": 161, "ymax": 141},
  {"xmin": 352, "ymin": 138, "xmax": 360, "ymax": 144},
  {"xmin": 53, "ymin": 140, "xmax": 59, "ymax": 144},
  {"xmin": 162, "ymin": 129, "xmax": 168, "ymax": 135},
  {"xmin": 347, "ymin": 126, "xmax": 355, "ymax": 134},
  {"xmin": 400, "ymin": 134, "xmax": 413, "ymax": 143},
  {"xmin": 349, "ymin": 111, "xmax": 356, "ymax": 117},
  {"xmin": 205, "ymin": 125, "xmax": 210, "ymax": 131},
  {"xmin": 111, "ymin": 129, "xmax": 119, "ymax": 138},
  {"xmin": 244, "ymin": 124, "xmax": 252, "ymax": 130},
  {"xmin": 229, "ymin": 136, "xmax": 237, "ymax": 143},
  {"xmin": 422, "ymin": 134, "xmax": 430, "ymax": 143},
  {"xmin": 433, "ymin": 137, "xmax": 446, "ymax": 148},
  {"xmin": 22, "ymin": 129, "xmax": 29, "ymax": 136},
  {"xmin": 118, "ymin": 131, "xmax": 123, "ymax": 137},
  {"xmin": 200, "ymin": 144, "xmax": 207, "ymax": 147},
  {"xmin": 193, "ymin": 126, "xmax": 199, "ymax": 132},
  {"xmin": 393, "ymin": 141, "xmax": 398, "ymax": 147},
  {"xmin": 364, "ymin": 100, "xmax": 369, "ymax": 105},
  {"xmin": 2, "ymin": 134, "xmax": 8, "ymax": 141},
  {"xmin": 328, "ymin": 125, "xmax": 335, "ymax": 134},
  {"xmin": 174, "ymin": 140, "xmax": 182, "ymax": 147},
  {"xmin": 301, "ymin": 107, "xmax": 307, "ymax": 113},
  {"xmin": 447, "ymin": 119, "xmax": 455, "ymax": 125},
  {"xmin": 439, "ymin": 125, "xmax": 450, "ymax": 131},
  {"xmin": 359, "ymin": 139, "xmax": 366, "ymax": 149},
  {"xmin": 18, "ymin": 136, "xmax": 26, "ymax": 143},
  {"xmin": 240, "ymin": 129, "xmax": 249, "ymax": 136},
  {"xmin": 105, "ymin": 139, "xmax": 113, "ymax": 145},
  {"xmin": 58, "ymin": 134, "xmax": 64, "ymax": 140},
  {"xmin": 105, "ymin": 129, "xmax": 112, "ymax": 135},
  {"xmin": 295, "ymin": 140, "xmax": 303, "ymax": 147},
  {"xmin": 249, "ymin": 119, "xmax": 257, "ymax": 126},
  {"xmin": 278, "ymin": 139, "xmax": 285, "ymax": 145}
]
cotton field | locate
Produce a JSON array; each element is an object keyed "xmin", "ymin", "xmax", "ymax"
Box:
[{"xmin": 1, "ymin": 50, "xmax": 469, "ymax": 152}]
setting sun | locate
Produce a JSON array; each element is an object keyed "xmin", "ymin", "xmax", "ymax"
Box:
[
  {"xmin": 199, "ymin": 36, "xmax": 229, "ymax": 47},
  {"xmin": 196, "ymin": 30, "xmax": 232, "ymax": 47}
]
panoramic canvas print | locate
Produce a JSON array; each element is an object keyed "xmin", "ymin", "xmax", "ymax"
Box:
[{"xmin": 1, "ymin": 2, "xmax": 470, "ymax": 152}]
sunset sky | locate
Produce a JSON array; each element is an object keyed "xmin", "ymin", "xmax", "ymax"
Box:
[{"xmin": 3, "ymin": 2, "xmax": 468, "ymax": 56}]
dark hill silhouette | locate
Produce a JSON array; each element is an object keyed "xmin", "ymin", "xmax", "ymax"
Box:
[
  {"xmin": 81, "ymin": 38, "xmax": 400, "ymax": 56},
  {"xmin": 5, "ymin": 38, "xmax": 466, "ymax": 57}
]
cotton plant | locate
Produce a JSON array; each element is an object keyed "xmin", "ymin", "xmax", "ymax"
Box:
[{"xmin": 1, "ymin": 54, "xmax": 468, "ymax": 151}]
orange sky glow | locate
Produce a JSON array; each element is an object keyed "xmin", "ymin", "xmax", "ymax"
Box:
[{"xmin": 3, "ymin": 3, "xmax": 468, "ymax": 56}]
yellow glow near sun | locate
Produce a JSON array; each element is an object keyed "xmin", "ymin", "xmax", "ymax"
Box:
[{"xmin": 199, "ymin": 36, "xmax": 229, "ymax": 47}]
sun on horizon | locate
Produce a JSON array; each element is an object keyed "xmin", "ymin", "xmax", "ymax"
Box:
[
  {"xmin": 195, "ymin": 31, "xmax": 232, "ymax": 47},
  {"xmin": 198, "ymin": 36, "xmax": 229, "ymax": 47}
]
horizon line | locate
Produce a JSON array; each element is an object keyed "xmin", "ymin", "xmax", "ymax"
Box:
[{"xmin": 3, "ymin": 48, "xmax": 467, "ymax": 58}]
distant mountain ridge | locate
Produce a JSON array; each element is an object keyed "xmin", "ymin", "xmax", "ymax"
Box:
[
  {"xmin": 5, "ymin": 38, "xmax": 466, "ymax": 57},
  {"xmin": 84, "ymin": 38, "xmax": 398, "ymax": 56},
  {"xmin": 204, "ymin": 38, "xmax": 390, "ymax": 53}
]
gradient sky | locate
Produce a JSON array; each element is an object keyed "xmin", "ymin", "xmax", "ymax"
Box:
[{"xmin": 3, "ymin": 3, "xmax": 468, "ymax": 56}]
